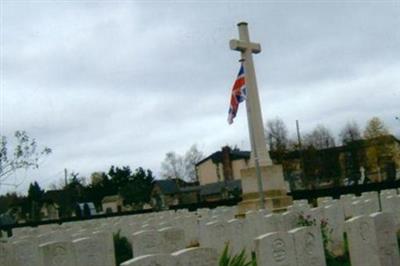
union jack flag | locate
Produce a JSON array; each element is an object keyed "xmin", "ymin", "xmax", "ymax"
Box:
[{"xmin": 227, "ymin": 64, "xmax": 246, "ymax": 124}]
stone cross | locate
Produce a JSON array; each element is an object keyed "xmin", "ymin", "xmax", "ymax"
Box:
[{"xmin": 230, "ymin": 22, "xmax": 272, "ymax": 167}]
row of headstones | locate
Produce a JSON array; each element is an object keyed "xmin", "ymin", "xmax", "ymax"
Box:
[
  {"xmin": 120, "ymin": 247, "xmax": 219, "ymax": 266},
  {"xmin": 287, "ymin": 189, "xmax": 400, "ymax": 258},
  {"xmin": 0, "ymin": 207, "xmax": 236, "ymax": 266},
  {"xmin": 0, "ymin": 230, "xmax": 115, "ymax": 266},
  {"xmin": 124, "ymin": 225, "xmax": 327, "ymax": 266},
  {"xmin": 316, "ymin": 189, "xmax": 400, "ymax": 219},
  {"xmin": 124, "ymin": 212, "xmax": 400, "ymax": 266}
]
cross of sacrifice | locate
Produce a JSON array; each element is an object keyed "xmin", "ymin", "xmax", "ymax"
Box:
[{"xmin": 230, "ymin": 22, "xmax": 273, "ymax": 208}]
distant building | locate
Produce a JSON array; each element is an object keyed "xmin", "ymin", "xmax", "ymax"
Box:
[
  {"xmin": 196, "ymin": 146, "xmax": 250, "ymax": 185},
  {"xmin": 150, "ymin": 178, "xmax": 199, "ymax": 209},
  {"xmin": 101, "ymin": 195, "xmax": 123, "ymax": 213},
  {"xmin": 40, "ymin": 202, "xmax": 59, "ymax": 220},
  {"xmin": 200, "ymin": 180, "xmax": 242, "ymax": 202},
  {"xmin": 196, "ymin": 135, "xmax": 400, "ymax": 190},
  {"xmin": 76, "ymin": 202, "xmax": 97, "ymax": 218}
]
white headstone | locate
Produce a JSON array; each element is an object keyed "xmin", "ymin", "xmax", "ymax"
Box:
[
  {"xmin": 39, "ymin": 241, "xmax": 75, "ymax": 266},
  {"xmin": 120, "ymin": 254, "xmax": 176, "ymax": 266},
  {"xmin": 158, "ymin": 227, "xmax": 185, "ymax": 253},
  {"xmin": 254, "ymin": 231, "xmax": 297, "ymax": 266},
  {"xmin": 346, "ymin": 215, "xmax": 378, "ymax": 266},
  {"xmin": 227, "ymin": 219, "xmax": 245, "ymax": 254},
  {"xmin": 131, "ymin": 230, "xmax": 163, "ymax": 257},
  {"xmin": 73, "ymin": 237, "xmax": 108, "ymax": 266},
  {"xmin": 176, "ymin": 215, "xmax": 198, "ymax": 246},
  {"xmin": 0, "ymin": 242, "xmax": 15, "ymax": 266},
  {"xmin": 370, "ymin": 212, "xmax": 400, "ymax": 266},
  {"xmin": 92, "ymin": 231, "xmax": 116, "ymax": 266},
  {"xmin": 201, "ymin": 220, "xmax": 228, "ymax": 253},
  {"xmin": 264, "ymin": 213, "xmax": 284, "ymax": 232},
  {"xmin": 289, "ymin": 226, "xmax": 326, "ymax": 266},
  {"xmin": 346, "ymin": 212, "xmax": 400, "ymax": 266},
  {"xmin": 317, "ymin": 196, "xmax": 333, "ymax": 207},
  {"xmin": 281, "ymin": 211, "xmax": 298, "ymax": 231},
  {"xmin": 12, "ymin": 239, "xmax": 40, "ymax": 266},
  {"xmin": 322, "ymin": 203, "xmax": 345, "ymax": 256},
  {"xmin": 172, "ymin": 247, "xmax": 219, "ymax": 266},
  {"xmin": 339, "ymin": 194, "xmax": 355, "ymax": 218}
]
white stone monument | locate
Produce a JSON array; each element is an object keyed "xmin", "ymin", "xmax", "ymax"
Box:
[{"xmin": 230, "ymin": 22, "xmax": 292, "ymax": 213}]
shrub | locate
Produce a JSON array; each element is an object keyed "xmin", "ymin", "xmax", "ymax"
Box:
[{"xmin": 113, "ymin": 230, "xmax": 133, "ymax": 265}]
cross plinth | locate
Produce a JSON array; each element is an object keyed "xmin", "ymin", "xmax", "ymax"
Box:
[{"xmin": 230, "ymin": 22, "xmax": 272, "ymax": 167}]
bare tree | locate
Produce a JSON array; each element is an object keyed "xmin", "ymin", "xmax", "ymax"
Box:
[
  {"xmin": 265, "ymin": 117, "xmax": 289, "ymax": 151},
  {"xmin": 161, "ymin": 145, "xmax": 204, "ymax": 182},
  {"xmin": 0, "ymin": 131, "xmax": 51, "ymax": 187},
  {"xmin": 160, "ymin": 152, "xmax": 184, "ymax": 179},
  {"xmin": 304, "ymin": 124, "xmax": 335, "ymax": 149},
  {"xmin": 339, "ymin": 121, "xmax": 362, "ymax": 145},
  {"xmin": 183, "ymin": 144, "xmax": 204, "ymax": 182}
]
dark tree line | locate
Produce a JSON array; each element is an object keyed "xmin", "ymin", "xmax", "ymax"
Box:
[{"xmin": 0, "ymin": 165, "xmax": 155, "ymax": 221}]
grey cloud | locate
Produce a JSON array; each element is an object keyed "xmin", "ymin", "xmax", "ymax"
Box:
[{"xmin": 2, "ymin": 2, "xmax": 400, "ymax": 194}]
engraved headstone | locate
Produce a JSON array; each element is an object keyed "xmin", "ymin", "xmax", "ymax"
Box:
[
  {"xmin": 39, "ymin": 241, "xmax": 75, "ymax": 266},
  {"xmin": 289, "ymin": 226, "xmax": 326, "ymax": 266},
  {"xmin": 322, "ymin": 202, "xmax": 345, "ymax": 256},
  {"xmin": 345, "ymin": 215, "xmax": 380, "ymax": 266},
  {"xmin": 254, "ymin": 231, "xmax": 297, "ymax": 266},
  {"xmin": 345, "ymin": 212, "xmax": 400, "ymax": 266}
]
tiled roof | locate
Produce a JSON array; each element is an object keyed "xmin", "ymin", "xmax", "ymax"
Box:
[{"xmin": 200, "ymin": 180, "xmax": 242, "ymax": 196}]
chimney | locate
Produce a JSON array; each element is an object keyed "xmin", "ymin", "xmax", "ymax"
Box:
[{"xmin": 221, "ymin": 146, "xmax": 233, "ymax": 181}]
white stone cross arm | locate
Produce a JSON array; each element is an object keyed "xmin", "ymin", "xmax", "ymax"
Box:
[
  {"xmin": 229, "ymin": 22, "xmax": 261, "ymax": 54},
  {"xmin": 229, "ymin": 39, "xmax": 261, "ymax": 54}
]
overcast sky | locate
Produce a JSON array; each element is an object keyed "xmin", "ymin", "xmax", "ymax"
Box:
[{"xmin": 1, "ymin": 1, "xmax": 399, "ymax": 194}]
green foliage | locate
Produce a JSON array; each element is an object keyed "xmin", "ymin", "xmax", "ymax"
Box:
[
  {"xmin": 27, "ymin": 181, "xmax": 44, "ymax": 221},
  {"xmin": 301, "ymin": 146, "xmax": 342, "ymax": 188},
  {"xmin": 364, "ymin": 117, "xmax": 389, "ymax": 139},
  {"xmin": 219, "ymin": 243, "xmax": 256, "ymax": 266},
  {"xmin": 108, "ymin": 166, "xmax": 132, "ymax": 189},
  {"xmin": 118, "ymin": 167, "xmax": 154, "ymax": 206},
  {"xmin": 113, "ymin": 230, "xmax": 133, "ymax": 265},
  {"xmin": 86, "ymin": 173, "xmax": 116, "ymax": 208},
  {"xmin": 28, "ymin": 181, "xmax": 44, "ymax": 202},
  {"xmin": 297, "ymin": 214, "xmax": 351, "ymax": 266}
]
